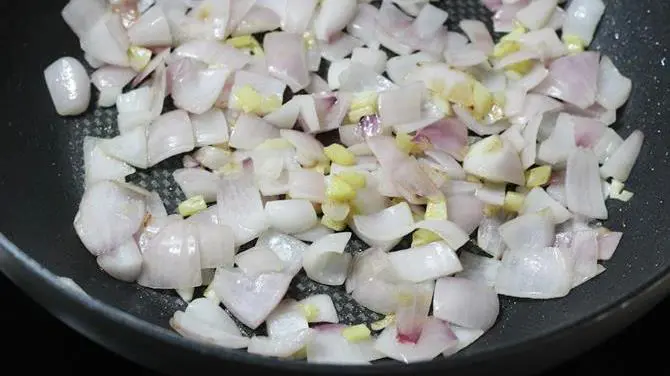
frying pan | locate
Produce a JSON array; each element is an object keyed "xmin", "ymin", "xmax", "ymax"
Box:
[{"xmin": 1, "ymin": 0, "xmax": 669, "ymax": 375}]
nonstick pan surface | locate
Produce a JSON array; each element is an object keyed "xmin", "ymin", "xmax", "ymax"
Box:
[{"xmin": 1, "ymin": 0, "xmax": 669, "ymax": 375}]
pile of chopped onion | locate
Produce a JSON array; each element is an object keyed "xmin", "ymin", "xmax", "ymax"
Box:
[{"xmin": 52, "ymin": 0, "xmax": 642, "ymax": 365}]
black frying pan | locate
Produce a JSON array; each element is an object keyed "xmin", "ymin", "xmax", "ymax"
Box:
[{"xmin": 1, "ymin": 0, "xmax": 669, "ymax": 375}]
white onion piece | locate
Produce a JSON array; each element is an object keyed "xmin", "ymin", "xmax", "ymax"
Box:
[
  {"xmin": 80, "ymin": 14, "xmax": 130, "ymax": 67},
  {"xmin": 352, "ymin": 202, "xmax": 415, "ymax": 242},
  {"xmin": 91, "ymin": 66, "xmax": 136, "ymax": 107},
  {"xmin": 61, "ymin": 0, "xmax": 107, "ymax": 37},
  {"xmin": 395, "ymin": 281, "xmax": 434, "ymax": 344},
  {"xmin": 321, "ymin": 33, "xmax": 365, "ymax": 62},
  {"xmin": 170, "ymin": 298, "xmax": 250, "ymax": 349},
  {"xmin": 192, "ymin": 147, "xmax": 230, "ymax": 170},
  {"xmin": 173, "ymin": 168, "xmax": 219, "ymax": 203},
  {"xmin": 99, "ymin": 125, "xmax": 149, "ymax": 169},
  {"xmin": 264, "ymin": 199, "xmax": 318, "ymax": 234},
  {"xmin": 600, "ymin": 130, "xmax": 644, "ymax": 182},
  {"xmin": 459, "ymin": 20, "xmax": 494, "ymax": 55},
  {"xmin": 264, "ymin": 31, "xmax": 310, "ymax": 92},
  {"xmin": 563, "ymin": 0, "xmax": 605, "ymax": 45},
  {"xmin": 339, "ymin": 62, "xmax": 397, "ymax": 93},
  {"xmin": 463, "ymin": 135, "xmax": 525, "ymax": 185},
  {"xmin": 229, "ymin": 114, "xmax": 280, "ymax": 150},
  {"xmin": 411, "ymin": 2, "xmax": 448, "ymax": 40},
  {"xmin": 569, "ymin": 229, "xmax": 599, "ymax": 287},
  {"xmin": 190, "ymin": 108, "xmax": 229, "ymax": 147},
  {"xmin": 149, "ymin": 61, "xmax": 167, "ymax": 119},
  {"xmin": 299, "ymin": 294, "xmax": 339, "ymax": 323},
  {"xmin": 216, "ymin": 164, "xmax": 268, "ymax": 246},
  {"xmin": 456, "ymin": 252, "xmax": 501, "ymax": 287},
  {"xmin": 348, "ymin": 248, "xmax": 400, "ymax": 313},
  {"xmin": 265, "ymin": 299, "xmax": 309, "ymax": 338},
  {"xmin": 534, "ymin": 51, "xmax": 600, "ymax": 109},
  {"xmin": 84, "ymin": 52, "xmax": 104, "ymax": 69},
  {"xmin": 494, "ymin": 49, "xmax": 541, "ymax": 70},
  {"xmin": 146, "ymin": 191, "xmax": 168, "ymax": 218},
  {"xmin": 378, "ymin": 82, "xmax": 423, "ymax": 127},
  {"xmin": 389, "ymin": 242, "xmax": 462, "ymax": 283},
  {"xmin": 264, "ymin": 97, "xmax": 301, "ymax": 129},
  {"xmin": 83, "ymin": 137, "xmax": 135, "ymax": 186},
  {"xmin": 445, "ymin": 195, "xmax": 484, "ymax": 235},
  {"xmin": 566, "ymin": 148, "xmax": 608, "ymax": 219},
  {"xmin": 596, "ymin": 56, "xmax": 632, "ymax": 110},
  {"xmin": 293, "ymin": 224, "xmax": 334, "ymax": 243},
  {"xmin": 495, "ymin": 246, "xmax": 572, "ymax": 299},
  {"xmin": 171, "ymin": 63, "xmax": 230, "ymax": 115},
  {"xmin": 453, "ymin": 106, "xmax": 509, "ymax": 137},
  {"xmin": 314, "ymin": 0, "xmax": 358, "ymax": 42},
  {"xmin": 281, "ymin": 0, "xmax": 318, "ymax": 33},
  {"xmin": 235, "ymin": 246, "xmax": 284, "ymax": 276},
  {"xmin": 374, "ymin": 317, "xmax": 458, "ymax": 364},
  {"xmin": 172, "ymin": 40, "xmax": 250, "ymax": 70},
  {"xmin": 433, "ymin": 277, "xmax": 499, "ymax": 330},
  {"xmin": 351, "ymin": 47, "xmax": 388, "ymax": 74},
  {"xmin": 386, "ymin": 52, "xmax": 436, "ymax": 85},
  {"xmin": 521, "ymin": 187, "xmax": 572, "ymax": 224},
  {"xmin": 116, "ymin": 86, "xmax": 153, "ymax": 113},
  {"xmin": 306, "ymin": 73, "xmax": 331, "ymax": 94},
  {"xmin": 281, "ymin": 130, "xmax": 327, "ymax": 167},
  {"xmin": 443, "ymin": 325, "xmax": 485, "ymax": 357},
  {"xmin": 307, "ymin": 325, "xmax": 383, "ymax": 365},
  {"xmin": 288, "ymin": 169, "xmax": 326, "ymax": 203},
  {"xmin": 96, "ymin": 238, "xmax": 143, "ymax": 282},
  {"xmin": 500, "ymin": 212, "xmax": 555, "ymax": 252},
  {"xmin": 74, "ymin": 180, "xmax": 147, "ymax": 256},
  {"xmin": 137, "ymin": 219, "xmax": 203, "ymax": 289},
  {"xmin": 128, "ymin": 5, "xmax": 172, "ymax": 47},
  {"xmin": 256, "ymin": 230, "xmax": 308, "ymax": 277},
  {"xmin": 137, "ymin": 215, "xmax": 181, "ymax": 254},
  {"xmin": 475, "ymin": 185, "xmax": 505, "ymax": 206},
  {"xmin": 593, "ymin": 128, "xmax": 624, "ymax": 164},
  {"xmin": 445, "ymin": 44, "xmax": 488, "ymax": 68},
  {"xmin": 598, "ymin": 231, "xmax": 622, "ymax": 261},
  {"xmin": 510, "ymin": 93, "xmax": 563, "ymax": 127},
  {"xmin": 423, "ymin": 150, "xmax": 466, "ymax": 180},
  {"xmin": 517, "ymin": 28, "xmax": 567, "ymax": 60},
  {"xmin": 414, "ymin": 220, "xmax": 470, "ymax": 250},
  {"xmin": 248, "ymin": 329, "xmax": 313, "ymax": 358},
  {"xmin": 516, "ymin": 0, "xmax": 558, "ymax": 30},
  {"xmin": 228, "ymin": 70, "xmax": 287, "ymax": 109},
  {"xmin": 44, "ymin": 57, "xmax": 91, "ymax": 116},
  {"xmin": 211, "ymin": 268, "xmax": 292, "ymax": 329},
  {"xmin": 233, "ymin": 5, "xmax": 281, "ymax": 35},
  {"xmin": 189, "ymin": 219, "xmax": 235, "ymax": 269},
  {"xmin": 147, "ymin": 109, "xmax": 195, "ymax": 166},
  {"xmin": 327, "ymin": 59, "xmax": 351, "ymax": 90},
  {"xmin": 493, "ymin": 1, "xmax": 530, "ymax": 32},
  {"xmin": 303, "ymin": 232, "xmax": 352, "ymax": 286}
]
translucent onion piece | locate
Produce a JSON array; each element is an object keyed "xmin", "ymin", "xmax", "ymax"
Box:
[
  {"xmin": 596, "ymin": 56, "xmax": 632, "ymax": 110},
  {"xmin": 374, "ymin": 317, "xmax": 458, "ymax": 364},
  {"xmin": 189, "ymin": 218, "xmax": 236, "ymax": 269},
  {"xmin": 233, "ymin": 5, "xmax": 281, "ymax": 35},
  {"xmin": 91, "ymin": 66, "xmax": 136, "ymax": 107},
  {"xmin": 566, "ymin": 148, "xmax": 608, "ymax": 219},
  {"xmin": 216, "ymin": 164, "xmax": 269, "ymax": 246},
  {"xmin": 521, "ymin": 187, "xmax": 572, "ymax": 224},
  {"xmin": 500, "ymin": 213, "xmax": 555, "ymax": 254},
  {"xmin": 173, "ymin": 168, "xmax": 219, "ymax": 203},
  {"xmin": 128, "ymin": 5, "xmax": 173, "ymax": 46},
  {"xmin": 568, "ymin": 229, "xmax": 599, "ymax": 287},
  {"xmin": 248, "ymin": 329, "xmax": 313, "ymax": 358},
  {"xmin": 264, "ymin": 31, "xmax": 310, "ymax": 92},
  {"xmin": 314, "ymin": 0, "xmax": 358, "ymax": 42},
  {"xmin": 211, "ymin": 268, "xmax": 292, "ymax": 329},
  {"xmin": 265, "ymin": 199, "xmax": 318, "ymax": 234},
  {"xmin": 495, "ymin": 246, "xmax": 573, "ymax": 299},
  {"xmin": 455, "ymin": 252, "xmax": 501, "ymax": 287},
  {"xmin": 515, "ymin": 0, "xmax": 558, "ymax": 30},
  {"xmin": 423, "ymin": 150, "xmax": 466, "ymax": 179},
  {"xmin": 235, "ymin": 246, "xmax": 284, "ymax": 276},
  {"xmin": 321, "ymin": 34, "xmax": 365, "ymax": 62},
  {"xmin": 265, "ymin": 299, "xmax": 309, "ymax": 338},
  {"xmin": 307, "ymin": 325, "xmax": 383, "ymax": 364},
  {"xmin": 280, "ymin": 129, "xmax": 327, "ymax": 167},
  {"xmin": 293, "ymin": 224, "xmax": 335, "ymax": 243},
  {"xmin": 256, "ymin": 230, "xmax": 308, "ymax": 277},
  {"xmin": 96, "ymin": 238, "xmax": 143, "ymax": 282},
  {"xmin": 229, "ymin": 113, "xmax": 280, "ymax": 150},
  {"xmin": 459, "ymin": 20, "xmax": 494, "ymax": 54},
  {"xmin": 299, "ymin": 294, "xmax": 339, "ymax": 323},
  {"xmin": 61, "ymin": 0, "xmax": 107, "ymax": 37},
  {"xmin": 347, "ymin": 3, "xmax": 379, "ymax": 48},
  {"xmin": 171, "ymin": 62, "xmax": 231, "ymax": 115},
  {"xmin": 463, "ymin": 136, "xmax": 525, "ymax": 185},
  {"xmin": 80, "ymin": 14, "xmax": 130, "ymax": 67},
  {"xmin": 378, "ymin": 83, "xmax": 423, "ymax": 127},
  {"xmin": 352, "ymin": 202, "xmax": 415, "ymax": 242},
  {"xmin": 389, "ymin": 242, "xmax": 462, "ymax": 283},
  {"xmin": 593, "ymin": 128, "xmax": 624, "ymax": 164},
  {"xmin": 303, "ymin": 232, "xmax": 353, "ymax": 286},
  {"xmin": 386, "ymin": 52, "xmax": 437, "ymax": 85},
  {"xmin": 137, "ymin": 219, "xmax": 203, "ymax": 289},
  {"xmin": 173, "ymin": 40, "xmax": 251, "ymax": 70},
  {"xmin": 351, "ymin": 47, "xmax": 388, "ymax": 74},
  {"xmin": 446, "ymin": 195, "xmax": 484, "ymax": 235},
  {"xmin": 100, "ymin": 125, "xmax": 149, "ymax": 169},
  {"xmin": 347, "ymin": 248, "xmax": 400, "ymax": 313},
  {"xmin": 600, "ymin": 130, "xmax": 644, "ymax": 182},
  {"xmin": 534, "ymin": 51, "xmax": 600, "ymax": 109},
  {"xmin": 597, "ymin": 230, "xmax": 623, "ymax": 261},
  {"xmin": 433, "ymin": 277, "xmax": 499, "ymax": 330},
  {"xmin": 562, "ymin": 0, "xmax": 605, "ymax": 45},
  {"xmin": 74, "ymin": 180, "xmax": 147, "ymax": 256},
  {"xmin": 414, "ymin": 220, "xmax": 470, "ymax": 250},
  {"xmin": 44, "ymin": 57, "xmax": 91, "ymax": 116},
  {"xmin": 170, "ymin": 298, "xmax": 250, "ymax": 349},
  {"xmin": 287, "ymin": 168, "xmax": 326, "ymax": 203},
  {"xmin": 147, "ymin": 110, "xmax": 195, "ymax": 166},
  {"xmin": 191, "ymin": 109, "xmax": 230, "ymax": 147},
  {"xmin": 83, "ymin": 136, "xmax": 135, "ymax": 186},
  {"xmin": 395, "ymin": 281, "xmax": 434, "ymax": 344},
  {"xmin": 442, "ymin": 325, "xmax": 485, "ymax": 357}
]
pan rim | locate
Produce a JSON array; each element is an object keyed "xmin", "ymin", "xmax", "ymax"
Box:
[{"xmin": 2, "ymin": 231, "xmax": 669, "ymax": 373}]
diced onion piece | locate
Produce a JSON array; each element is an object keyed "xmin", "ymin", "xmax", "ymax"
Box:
[
  {"xmin": 496, "ymin": 246, "xmax": 572, "ymax": 299},
  {"xmin": 248, "ymin": 329, "xmax": 313, "ymax": 358},
  {"xmin": 170, "ymin": 298, "xmax": 250, "ymax": 349},
  {"xmin": 597, "ymin": 230, "xmax": 623, "ymax": 261},
  {"xmin": 442, "ymin": 324, "xmax": 485, "ymax": 357},
  {"xmin": 374, "ymin": 317, "xmax": 458, "ymax": 364},
  {"xmin": 83, "ymin": 136, "xmax": 135, "ymax": 186},
  {"xmin": 388, "ymin": 242, "xmax": 462, "ymax": 283},
  {"xmin": 128, "ymin": 5, "xmax": 172, "ymax": 47},
  {"xmin": 147, "ymin": 110, "xmax": 195, "ymax": 166},
  {"xmin": 99, "ymin": 125, "xmax": 149, "ymax": 169},
  {"xmin": 516, "ymin": 0, "xmax": 558, "ymax": 30},
  {"xmin": 352, "ymin": 202, "xmax": 416, "ymax": 242},
  {"xmin": 499, "ymin": 212, "xmax": 555, "ymax": 252},
  {"xmin": 173, "ymin": 168, "xmax": 220, "ymax": 203},
  {"xmin": 455, "ymin": 252, "xmax": 502, "ymax": 287},
  {"xmin": 562, "ymin": 0, "xmax": 605, "ymax": 46},
  {"xmin": 44, "ymin": 57, "xmax": 91, "ymax": 116},
  {"xmin": 600, "ymin": 130, "xmax": 644, "ymax": 182},
  {"xmin": 172, "ymin": 63, "xmax": 231, "ymax": 115},
  {"xmin": 191, "ymin": 109, "xmax": 230, "ymax": 147},
  {"xmin": 463, "ymin": 135, "xmax": 525, "ymax": 185},
  {"xmin": 303, "ymin": 232, "xmax": 353, "ymax": 286},
  {"xmin": 433, "ymin": 277, "xmax": 499, "ymax": 330},
  {"xmin": 307, "ymin": 325, "xmax": 383, "ymax": 364},
  {"xmin": 264, "ymin": 31, "xmax": 310, "ymax": 92},
  {"xmin": 413, "ymin": 220, "xmax": 470, "ymax": 250},
  {"xmin": 265, "ymin": 299, "xmax": 309, "ymax": 338},
  {"xmin": 314, "ymin": 0, "xmax": 358, "ymax": 42},
  {"xmin": 264, "ymin": 199, "xmax": 318, "ymax": 234},
  {"xmin": 235, "ymin": 246, "xmax": 284, "ymax": 276},
  {"xmin": 299, "ymin": 295, "xmax": 339, "ymax": 323},
  {"xmin": 566, "ymin": 148, "xmax": 608, "ymax": 219},
  {"xmin": 596, "ymin": 56, "xmax": 632, "ymax": 110},
  {"xmin": 96, "ymin": 238, "xmax": 143, "ymax": 282},
  {"xmin": 211, "ymin": 268, "xmax": 292, "ymax": 330},
  {"xmin": 520, "ymin": 187, "xmax": 572, "ymax": 224}
]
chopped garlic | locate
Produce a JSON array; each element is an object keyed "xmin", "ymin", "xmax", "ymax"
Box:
[
  {"xmin": 178, "ymin": 195, "xmax": 207, "ymax": 217},
  {"xmin": 503, "ymin": 191, "xmax": 525, "ymax": 212},
  {"xmin": 472, "ymin": 81, "xmax": 493, "ymax": 120},
  {"xmin": 336, "ymin": 171, "xmax": 367, "ymax": 189},
  {"xmin": 370, "ymin": 314, "xmax": 396, "ymax": 331},
  {"xmin": 324, "ymin": 143, "xmax": 356, "ymax": 166},
  {"xmin": 563, "ymin": 34, "xmax": 586, "ymax": 54},
  {"xmin": 226, "ymin": 35, "xmax": 263, "ymax": 56},
  {"xmin": 322, "ymin": 200, "xmax": 351, "ymax": 222},
  {"xmin": 525, "ymin": 165, "xmax": 552, "ymax": 188},
  {"xmin": 342, "ymin": 324, "xmax": 371, "ymax": 343},
  {"xmin": 492, "ymin": 40, "xmax": 521, "ymax": 59},
  {"xmin": 298, "ymin": 303, "xmax": 320, "ymax": 322},
  {"xmin": 128, "ymin": 46, "xmax": 152, "ymax": 72},
  {"xmin": 256, "ymin": 138, "xmax": 293, "ymax": 150},
  {"xmin": 321, "ymin": 215, "xmax": 347, "ymax": 231}
]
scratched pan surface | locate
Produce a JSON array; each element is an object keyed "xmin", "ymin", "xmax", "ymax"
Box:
[{"xmin": 1, "ymin": 0, "xmax": 669, "ymax": 375}]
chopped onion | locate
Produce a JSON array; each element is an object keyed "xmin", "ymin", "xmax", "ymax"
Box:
[
  {"xmin": 171, "ymin": 61, "xmax": 231, "ymax": 115},
  {"xmin": 566, "ymin": 148, "xmax": 608, "ymax": 219},
  {"xmin": 96, "ymin": 238, "xmax": 143, "ymax": 282},
  {"xmin": 314, "ymin": 0, "xmax": 358, "ymax": 42},
  {"xmin": 211, "ymin": 268, "xmax": 292, "ymax": 329},
  {"xmin": 288, "ymin": 168, "xmax": 326, "ymax": 203},
  {"xmin": 597, "ymin": 230, "xmax": 622, "ymax": 261},
  {"xmin": 229, "ymin": 113, "xmax": 280, "ymax": 150},
  {"xmin": 80, "ymin": 14, "xmax": 131, "ymax": 67},
  {"xmin": 147, "ymin": 109, "xmax": 195, "ymax": 166},
  {"xmin": 521, "ymin": 187, "xmax": 572, "ymax": 224},
  {"xmin": 463, "ymin": 135, "xmax": 525, "ymax": 185},
  {"xmin": 534, "ymin": 51, "xmax": 600, "ymax": 109},
  {"xmin": 374, "ymin": 317, "xmax": 457, "ymax": 363},
  {"xmin": 455, "ymin": 251, "xmax": 501, "ymax": 287},
  {"xmin": 307, "ymin": 325, "xmax": 383, "ymax": 364},
  {"xmin": 128, "ymin": 5, "xmax": 173, "ymax": 47},
  {"xmin": 562, "ymin": 0, "xmax": 605, "ymax": 45},
  {"xmin": 265, "ymin": 299, "xmax": 309, "ymax": 337},
  {"xmin": 265, "ymin": 199, "xmax": 318, "ymax": 234},
  {"xmin": 235, "ymin": 246, "xmax": 284, "ymax": 276},
  {"xmin": 191, "ymin": 109, "xmax": 230, "ymax": 147},
  {"xmin": 170, "ymin": 298, "xmax": 250, "ymax": 349},
  {"xmin": 303, "ymin": 232, "xmax": 353, "ymax": 286},
  {"xmin": 99, "ymin": 125, "xmax": 149, "ymax": 169},
  {"xmin": 433, "ymin": 277, "xmax": 499, "ymax": 330},
  {"xmin": 248, "ymin": 329, "xmax": 313, "ymax": 358},
  {"xmin": 172, "ymin": 40, "xmax": 251, "ymax": 70},
  {"xmin": 256, "ymin": 230, "xmax": 308, "ymax": 277},
  {"xmin": 44, "ymin": 57, "xmax": 91, "ymax": 116},
  {"xmin": 499, "ymin": 212, "xmax": 555, "ymax": 252},
  {"xmin": 495, "ymin": 246, "xmax": 572, "ymax": 299},
  {"xmin": 515, "ymin": 0, "xmax": 558, "ymax": 30},
  {"xmin": 61, "ymin": 0, "xmax": 107, "ymax": 38},
  {"xmin": 173, "ymin": 168, "xmax": 219, "ymax": 203},
  {"xmin": 234, "ymin": 5, "xmax": 282, "ymax": 35},
  {"xmin": 299, "ymin": 294, "xmax": 339, "ymax": 323},
  {"xmin": 321, "ymin": 33, "xmax": 365, "ymax": 62},
  {"xmin": 91, "ymin": 66, "xmax": 136, "ymax": 107},
  {"xmin": 352, "ymin": 202, "xmax": 415, "ymax": 242},
  {"xmin": 264, "ymin": 31, "xmax": 310, "ymax": 92},
  {"xmin": 600, "ymin": 130, "xmax": 644, "ymax": 182},
  {"xmin": 389, "ymin": 242, "xmax": 462, "ymax": 283},
  {"xmin": 83, "ymin": 137, "xmax": 135, "ymax": 186}
]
